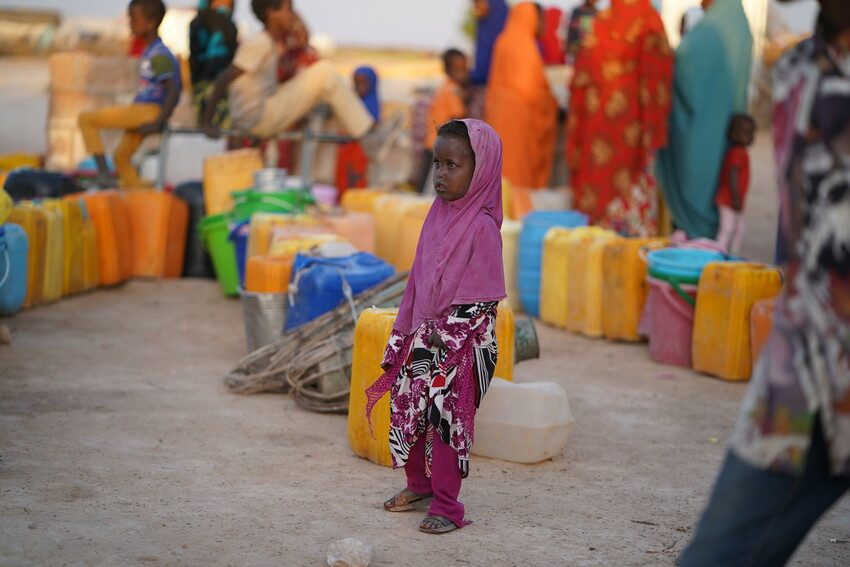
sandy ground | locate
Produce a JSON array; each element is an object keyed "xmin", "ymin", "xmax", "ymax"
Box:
[{"xmin": 1, "ymin": 280, "xmax": 849, "ymax": 566}]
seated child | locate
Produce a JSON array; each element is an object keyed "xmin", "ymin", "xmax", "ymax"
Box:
[
  {"xmin": 78, "ymin": 0, "xmax": 181, "ymax": 188},
  {"xmin": 189, "ymin": 0, "xmax": 238, "ymax": 130},
  {"xmin": 201, "ymin": 0, "xmax": 393, "ymax": 159},
  {"xmin": 414, "ymin": 49, "xmax": 471, "ymax": 192},
  {"xmin": 335, "ymin": 66, "xmax": 381, "ymax": 193},
  {"xmin": 715, "ymin": 113, "xmax": 755, "ymax": 255}
]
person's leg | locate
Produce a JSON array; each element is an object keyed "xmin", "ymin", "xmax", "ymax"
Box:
[
  {"xmin": 404, "ymin": 434, "xmax": 433, "ymax": 496},
  {"xmin": 715, "ymin": 205, "xmax": 735, "ymax": 251},
  {"xmin": 426, "ymin": 432, "xmax": 465, "ymax": 528},
  {"xmin": 78, "ymin": 104, "xmax": 160, "ymax": 186},
  {"xmin": 679, "ymin": 422, "xmax": 850, "ymax": 566},
  {"xmin": 113, "ymin": 130, "xmax": 145, "ymax": 188},
  {"xmin": 730, "ymin": 212, "xmax": 746, "ymax": 256},
  {"xmin": 252, "ymin": 61, "xmax": 373, "ymax": 139}
]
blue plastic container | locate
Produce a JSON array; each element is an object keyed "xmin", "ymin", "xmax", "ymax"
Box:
[
  {"xmin": 228, "ymin": 219, "xmax": 251, "ymax": 287},
  {"xmin": 518, "ymin": 211, "xmax": 588, "ymax": 316},
  {"xmin": 0, "ymin": 223, "xmax": 29, "ymax": 315},
  {"xmin": 647, "ymin": 248, "xmax": 726, "ymax": 282},
  {"xmin": 285, "ymin": 252, "xmax": 395, "ymax": 331}
]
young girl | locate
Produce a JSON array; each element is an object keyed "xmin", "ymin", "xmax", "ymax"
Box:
[{"xmin": 365, "ymin": 119, "xmax": 506, "ymax": 534}]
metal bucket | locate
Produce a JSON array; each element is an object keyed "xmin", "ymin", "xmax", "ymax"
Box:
[
  {"xmin": 514, "ymin": 316, "xmax": 540, "ymax": 363},
  {"xmin": 239, "ymin": 288, "xmax": 288, "ymax": 352},
  {"xmin": 253, "ymin": 168, "xmax": 288, "ymax": 192}
]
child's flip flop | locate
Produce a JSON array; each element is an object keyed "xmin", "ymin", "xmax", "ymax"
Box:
[
  {"xmin": 419, "ymin": 515, "xmax": 457, "ymax": 534},
  {"xmin": 383, "ymin": 488, "xmax": 433, "ymax": 512}
]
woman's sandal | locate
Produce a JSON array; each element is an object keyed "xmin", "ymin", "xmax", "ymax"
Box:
[
  {"xmin": 419, "ymin": 515, "xmax": 457, "ymax": 534},
  {"xmin": 383, "ymin": 488, "xmax": 434, "ymax": 512}
]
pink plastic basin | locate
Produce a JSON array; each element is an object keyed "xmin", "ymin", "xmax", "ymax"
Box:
[{"xmin": 641, "ymin": 276, "xmax": 697, "ymax": 368}]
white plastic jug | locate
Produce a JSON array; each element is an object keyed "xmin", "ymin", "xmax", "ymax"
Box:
[{"xmin": 473, "ymin": 378, "xmax": 575, "ymax": 464}]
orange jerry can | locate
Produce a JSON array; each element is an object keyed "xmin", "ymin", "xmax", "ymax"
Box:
[
  {"xmin": 244, "ymin": 255, "xmax": 293, "ymax": 293},
  {"xmin": 78, "ymin": 201, "xmax": 100, "ymax": 291},
  {"xmin": 692, "ymin": 262, "xmax": 784, "ymax": 381},
  {"xmin": 124, "ymin": 191, "xmax": 189, "ymax": 278},
  {"xmin": 750, "ymin": 296, "xmax": 779, "ymax": 370},
  {"xmin": 67, "ymin": 191, "xmax": 132, "ymax": 286}
]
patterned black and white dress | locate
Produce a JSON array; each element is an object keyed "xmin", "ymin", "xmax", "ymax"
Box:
[{"xmin": 381, "ymin": 302, "xmax": 499, "ymax": 478}]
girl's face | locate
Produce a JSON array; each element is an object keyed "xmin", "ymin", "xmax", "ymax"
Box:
[{"xmin": 433, "ymin": 135, "xmax": 475, "ymax": 202}]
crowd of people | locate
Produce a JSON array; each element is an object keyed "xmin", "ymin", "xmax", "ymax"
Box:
[
  {"xmin": 78, "ymin": 0, "xmax": 751, "ymax": 248},
  {"xmin": 77, "ymin": 0, "xmax": 754, "ymax": 247}
]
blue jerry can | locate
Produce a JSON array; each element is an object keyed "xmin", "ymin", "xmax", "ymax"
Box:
[
  {"xmin": 0, "ymin": 223, "xmax": 29, "ymax": 315},
  {"xmin": 285, "ymin": 252, "xmax": 395, "ymax": 331},
  {"xmin": 518, "ymin": 210, "xmax": 587, "ymax": 316}
]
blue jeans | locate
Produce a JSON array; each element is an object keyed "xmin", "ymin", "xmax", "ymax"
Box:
[{"xmin": 679, "ymin": 421, "xmax": 849, "ymax": 566}]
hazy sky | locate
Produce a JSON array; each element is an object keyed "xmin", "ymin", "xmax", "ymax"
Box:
[{"xmin": 6, "ymin": 0, "xmax": 818, "ymax": 49}]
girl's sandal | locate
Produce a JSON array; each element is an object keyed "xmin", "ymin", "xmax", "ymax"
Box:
[
  {"xmin": 419, "ymin": 515, "xmax": 457, "ymax": 534},
  {"xmin": 383, "ymin": 488, "xmax": 434, "ymax": 512}
]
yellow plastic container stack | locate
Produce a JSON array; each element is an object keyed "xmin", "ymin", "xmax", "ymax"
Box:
[
  {"xmin": 539, "ymin": 227, "xmax": 576, "ymax": 329},
  {"xmin": 44, "ymin": 199, "xmax": 85, "ymax": 296},
  {"xmin": 501, "ymin": 220, "xmax": 521, "ymax": 311},
  {"xmin": 40, "ymin": 203, "xmax": 65, "ymax": 303},
  {"xmin": 565, "ymin": 227, "xmax": 615, "ymax": 334},
  {"xmin": 692, "ymin": 262, "xmax": 784, "ymax": 381},
  {"xmin": 1, "ymin": 188, "xmax": 11, "ymax": 223},
  {"xmin": 9, "ymin": 204, "xmax": 47, "ymax": 307},
  {"xmin": 494, "ymin": 301, "xmax": 515, "ymax": 381},
  {"xmin": 348, "ymin": 307, "xmax": 398, "ymax": 467},
  {"xmin": 246, "ymin": 213, "xmax": 319, "ymax": 258},
  {"xmin": 601, "ymin": 237, "xmax": 666, "ymax": 342},
  {"xmin": 501, "ymin": 177, "xmax": 514, "ymax": 219},
  {"xmin": 396, "ymin": 199, "xmax": 433, "ymax": 271},
  {"xmin": 80, "ymin": 202, "xmax": 99, "ymax": 292},
  {"xmin": 374, "ymin": 194, "xmax": 416, "ymax": 267},
  {"xmin": 340, "ymin": 189, "xmax": 383, "ymax": 214},
  {"xmin": 320, "ymin": 211, "xmax": 376, "ymax": 254},
  {"xmin": 202, "ymin": 148, "xmax": 263, "ymax": 215},
  {"xmin": 583, "ymin": 230, "xmax": 619, "ymax": 336}
]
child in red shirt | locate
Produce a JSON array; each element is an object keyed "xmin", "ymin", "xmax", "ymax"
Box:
[{"xmin": 715, "ymin": 113, "xmax": 755, "ymax": 254}]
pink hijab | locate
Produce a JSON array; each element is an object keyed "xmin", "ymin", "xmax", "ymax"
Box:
[{"xmin": 393, "ymin": 119, "xmax": 507, "ymax": 335}]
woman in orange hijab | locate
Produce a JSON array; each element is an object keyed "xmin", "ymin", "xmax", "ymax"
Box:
[
  {"xmin": 566, "ymin": 0, "xmax": 673, "ymax": 236},
  {"xmin": 486, "ymin": 2, "xmax": 558, "ymax": 189}
]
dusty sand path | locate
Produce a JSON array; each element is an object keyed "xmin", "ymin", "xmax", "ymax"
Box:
[{"xmin": 1, "ymin": 280, "xmax": 847, "ymax": 566}]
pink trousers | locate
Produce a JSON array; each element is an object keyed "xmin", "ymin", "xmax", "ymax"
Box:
[{"xmin": 404, "ymin": 431, "xmax": 466, "ymax": 528}]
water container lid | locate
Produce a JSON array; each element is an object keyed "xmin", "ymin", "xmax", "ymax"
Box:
[{"xmin": 524, "ymin": 209, "xmax": 588, "ymax": 228}]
